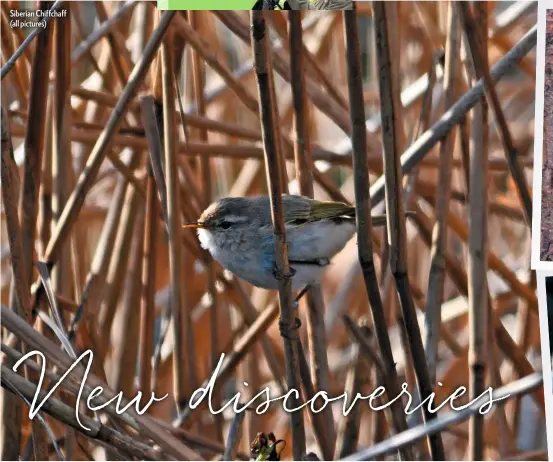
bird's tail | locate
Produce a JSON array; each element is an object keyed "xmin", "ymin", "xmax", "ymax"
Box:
[{"xmin": 371, "ymin": 210, "xmax": 417, "ymax": 227}]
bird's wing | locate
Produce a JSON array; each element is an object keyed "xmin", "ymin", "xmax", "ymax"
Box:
[
  {"xmin": 281, "ymin": 196, "xmax": 355, "ymax": 224},
  {"xmin": 308, "ymin": 200, "xmax": 356, "ymax": 221},
  {"xmin": 280, "ymin": 194, "xmax": 415, "ymax": 226}
]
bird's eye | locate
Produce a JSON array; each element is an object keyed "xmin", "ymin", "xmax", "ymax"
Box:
[{"xmin": 220, "ymin": 221, "xmax": 232, "ymax": 229}]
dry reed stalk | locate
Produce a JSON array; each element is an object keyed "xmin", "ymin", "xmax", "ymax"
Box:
[
  {"xmin": 400, "ymin": 52, "xmax": 439, "ymax": 398},
  {"xmin": 341, "ymin": 315, "xmax": 385, "ymax": 377},
  {"xmin": 0, "ymin": 107, "xmax": 25, "ymax": 461},
  {"xmin": 17, "ymin": 114, "xmax": 533, "ymax": 172},
  {"xmin": 4, "ymin": 112, "xmax": 149, "ymax": 190},
  {"xmin": 52, "ymin": 0, "xmax": 72, "ymax": 305},
  {"xmin": 446, "ymin": 212, "xmax": 537, "ymax": 310},
  {"xmin": 463, "ymin": 2, "xmax": 490, "ymax": 459},
  {"xmin": 333, "ymin": 339, "xmax": 362, "ymax": 459},
  {"xmin": 110, "ymin": 206, "xmax": 145, "ymax": 397},
  {"xmin": 251, "ymin": 11, "xmax": 306, "ymax": 459},
  {"xmin": 1, "ymin": 366, "xmax": 162, "ymax": 460},
  {"xmin": 160, "ymin": 19, "xmax": 196, "ymax": 410},
  {"xmin": 20, "ymin": 0, "xmax": 53, "ymax": 297},
  {"xmin": 2, "ymin": 304, "xmax": 204, "ymax": 460},
  {"xmin": 410, "ymin": 202, "xmax": 545, "ymax": 409},
  {"xmin": 6, "ymin": 118, "xmax": 356, "ymax": 165},
  {"xmin": 189, "ymin": 9, "xmax": 223, "ymax": 441},
  {"xmin": 138, "ymin": 171, "xmax": 158, "ymax": 403},
  {"xmin": 0, "ymin": 1, "xmax": 62, "ymax": 80},
  {"xmin": 215, "ymin": 276, "xmax": 286, "ymax": 394},
  {"xmin": 0, "ymin": 5, "xmax": 543, "ymax": 460},
  {"xmin": 289, "ymin": 10, "xmax": 336, "ymax": 460},
  {"xmin": 415, "ymin": 180, "xmax": 528, "ymax": 223},
  {"xmin": 369, "ymin": 25, "xmax": 537, "ymax": 207},
  {"xmin": 173, "ymin": 12, "xmax": 258, "ymax": 113},
  {"xmin": 43, "ymin": 10, "xmax": 176, "ymax": 265},
  {"xmin": 0, "ymin": 9, "xmax": 27, "ymax": 104},
  {"xmin": 1, "ymin": 4, "xmax": 33, "ymax": 68},
  {"xmin": 91, "ymin": 1, "xmax": 135, "ymax": 85},
  {"xmin": 458, "ymin": 2, "xmax": 532, "ymax": 227},
  {"xmin": 424, "ymin": 1, "xmax": 461, "ymax": 385},
  {"xmin": 152, "ymin": 417, "xmax": 249, "ymax": 459},
  {"xmin": 97, "ymin": 180, "xmax": 141, "ymax": 335},
  {"xmin": 280, "ymin": 16, "xmax": 348, "ymax": 108},
  {"xmin": 174, "ymin": 303, "xmax": 281, "ymax": 427},
  {"xmin": 71, "ymin": 4, "xmax": 103, "ymax": 78},
  {"xmin": 72, "ymin": 151, "xmax": 141, "ymax": 339},
  {"xmin": 216, "ymin": 11, "xmax": 382, "ymax": 157},
  {"xmin": 11, "ymin": 2, "xmax": 55, "ymax": 456},
  {"xmin": 372, "ymin": 2, "xmax": 445, "ymax": 458},
  {"xmin": 222, "ymin": 279, "xmax": 287, "ymax": 394},
  {"xmin": 71, "ymin": 1, "xmax": 136, "ymax": 70},
  {"xmin": 140, "ymin": 95, "xmax": 169, "ymax": 223},
  {"xmin": 266, "ymin": 13, "xmax": 348, "ymax": 115},
  {"xmin": 223, "ymin": 405, "xmax": 246, "ymax": 460},
  {"xmin": 295, "ymin": 339, "xmax": 336, "ymax": 460},
  {"xmin": 2, "ymin": 4, "xmax": 28, "ymax": 51},
  {"xmin": 343, "ymin": 7, "xmax": 413, "ymax": 460},
  {"xmin": 342, "ymin": 372, "xmax": 543, "ymax": 461}
]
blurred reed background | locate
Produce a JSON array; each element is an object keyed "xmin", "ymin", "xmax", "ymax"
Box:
[{"xmin": 0, "ymin": 1, "xmax": 547, "ymax": 461}]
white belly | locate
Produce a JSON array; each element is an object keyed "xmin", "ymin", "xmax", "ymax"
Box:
[
  {"xmin": 215, "ymin": 250, "xmax": 325, "ymax": 292},
  {"xmin": 197, "ymin": 220, "xmax": 355, "ymax": 291}
]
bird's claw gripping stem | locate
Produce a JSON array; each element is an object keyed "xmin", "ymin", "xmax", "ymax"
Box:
[
  {"xmin": 279, "ymin": 317, "xmax": 302, "ymax": 340},
  {"xmin": 272, "ymin": 262, "xmax": 296, "ymax": 280},
  {"xmin": 291, "ymin": 285, "xmax": 310, "ymax": 309}
]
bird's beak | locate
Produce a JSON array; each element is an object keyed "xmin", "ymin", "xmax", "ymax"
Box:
[{"xmin": 183, "ymin": 222, "xmax": 205, "ymax": 229}]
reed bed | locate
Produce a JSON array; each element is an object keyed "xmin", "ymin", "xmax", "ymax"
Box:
[{"xmin": 0, "ymin": 2, "xmax": 547, "ymax": 461}]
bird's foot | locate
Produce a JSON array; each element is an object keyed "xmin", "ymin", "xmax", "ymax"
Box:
[
  {"xmin": 292, "ymin": 285, "xmax": 311, "ymax": 309},
  {"xmin": 272, "ymin": 262, "xmax": 296, "ymax": 280},
  {"xmin": 279, "ymin": 317, "xmax": 302, "ymax": 339}
]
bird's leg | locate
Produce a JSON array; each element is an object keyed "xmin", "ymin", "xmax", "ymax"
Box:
[
  {"xmin": 292, "ymin": 285, "xmax": 311, "ymax": 310},
  {"xmin": 274, "ymin": 283, "xmax": 308, "ymax": 340},
  {"xmin": 271, "ymin": 263, "xmax": 306, "ymax": 339}
]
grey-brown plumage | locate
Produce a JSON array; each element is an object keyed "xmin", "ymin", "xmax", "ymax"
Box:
[
  {"xmin": 186, "ymin": 195, "xmax": 404, "ymax": 291},
  {"xmin": 198, "ymin": 195, "xmax": 364, "ymax": 228}
]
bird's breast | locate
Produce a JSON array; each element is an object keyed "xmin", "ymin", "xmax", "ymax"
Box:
[{"xmin": 197, "ymin": 228, "xmax": 273, "ymax": 288}]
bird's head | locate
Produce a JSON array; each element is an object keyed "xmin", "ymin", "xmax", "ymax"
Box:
[{"xmin": 183, "ymin": 197, "xmax": 264, "ymax": 254}]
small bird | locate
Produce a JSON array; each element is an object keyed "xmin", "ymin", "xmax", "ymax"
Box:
[{"xmin": 183, "ymin": 195, "xmax": 401, "ymax": 292}]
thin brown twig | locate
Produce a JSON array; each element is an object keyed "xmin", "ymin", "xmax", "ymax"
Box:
[
  {"xmin": 372, "ymin": 2, "xmax": 445, "ymax": 458},
  {"xmin": 189, "ymin": 9, "xmax": 223, "ymax": 441},
  {"xmin": 343, "ymin": 6, "xmax": 413, "ymax": 460},
  {"xmin": 288, "ymin": 10, "xmax": 336, "ymax": 460},
  {"xmin": 424, "ymin": 0, "xmax": 461, "ymax": 385},
  {"xmin": 251, "ymin": 11, "xmax": 306, "ymax": 460},
  {"xmin": 43, "ymin": 10, "xmax": 176, "ymax": 265},
  {"xmin": 458, "ymin": 1, "xmax": 532, "ymax": 226},
  {"xmin": 160, "ymin": 19, "xmax": 193, "ymax": 409},
  {"xmin": 462, "ymin": 2, "xmax": 490, "ymax": 459}
]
